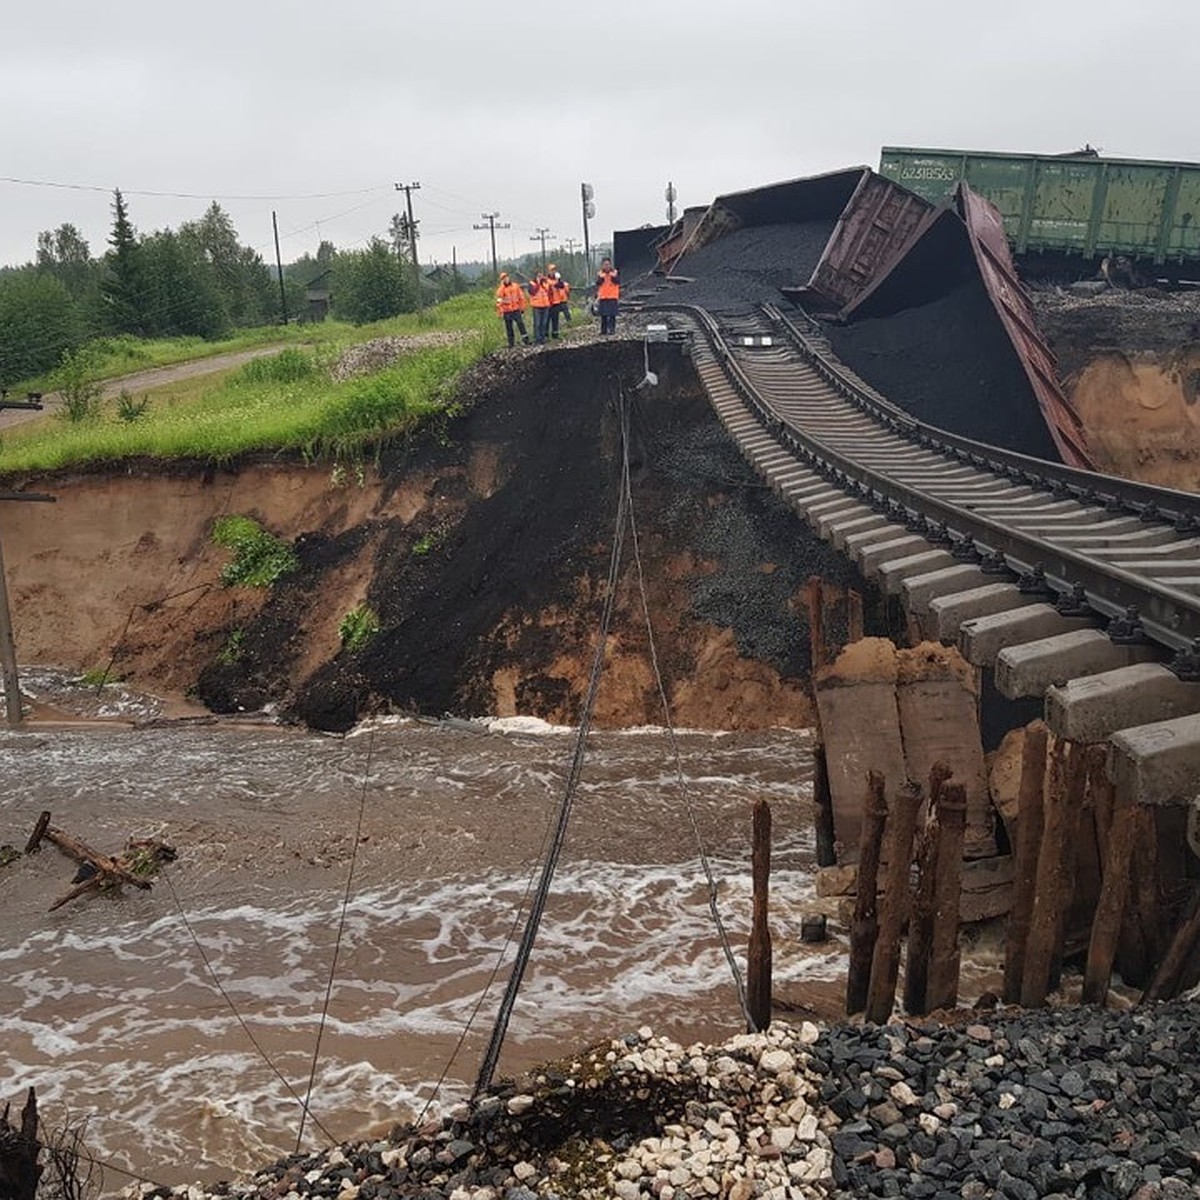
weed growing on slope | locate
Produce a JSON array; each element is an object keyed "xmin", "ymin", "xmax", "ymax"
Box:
[
  {"xmin": 212, "ymin": 516, "xmax": 298, "ymax": 587},
  {"xmin": 338, "ymin": 605, "xmax": 379, "ymax": 652}
]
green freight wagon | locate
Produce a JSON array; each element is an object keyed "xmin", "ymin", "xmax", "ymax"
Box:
[{"xmin": 879, "ymin": 146, "xmax": 1200, "ymax": 271}]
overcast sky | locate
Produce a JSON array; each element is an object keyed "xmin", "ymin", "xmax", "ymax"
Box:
[{"xmin": 3, "ymin": 0, "xmax": 1197, "ymax": 271}]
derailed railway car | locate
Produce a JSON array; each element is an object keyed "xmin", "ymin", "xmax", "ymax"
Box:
[{"xmin": 880, "ymin": 146, "xmax": 1200, "ymax": 276}]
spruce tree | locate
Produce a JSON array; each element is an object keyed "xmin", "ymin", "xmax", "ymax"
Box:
[{"xmin": 100, "ymin": 189, "xmax": 149, "ymax": 334}]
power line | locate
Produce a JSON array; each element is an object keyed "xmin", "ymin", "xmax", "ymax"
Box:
[{"xmin": 0, "ymin": 176, "xmax": 392, "ymax": 202}]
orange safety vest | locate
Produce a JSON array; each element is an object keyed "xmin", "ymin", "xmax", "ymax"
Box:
[
  {"xmin": 529, "ymin": 278, "xmax": 552, "ymax": 308},
  {"xmin": 548, "ymin": 276, "xmax": 567, "ymax": 305},
  {"xmin": 495, "ymin": 281, "xmax": 526, "ymax": 314},
  {"xmin": 597, "ymin": 268, "xmax": 620, "ymax": 300}
]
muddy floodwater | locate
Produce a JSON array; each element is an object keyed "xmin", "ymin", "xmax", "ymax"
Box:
[{"xmin": 0, "ymin": 689, "xmax": 841, "ymax": 1191}]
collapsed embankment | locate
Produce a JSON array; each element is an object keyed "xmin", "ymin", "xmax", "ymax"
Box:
[
  {"xmin": 3, "ymin": 340, "xmax": 872, "ymax": 732},
  {"xmin": 1032, "ymin": 288, "xmax": 1200, "ymax": 488}
]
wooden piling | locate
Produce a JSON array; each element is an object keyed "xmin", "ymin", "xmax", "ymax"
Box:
[
  {"xmin": 746, "ymin": 798, "xmax": 773, "ymax": 1032},
  {"xmin": 866, "ymin": 781, "xmax": 923, "ymax": 1024},
  {"xmin": 1003, "ymin": 721, "xmax": 1048, "ymax": 1004},
  {"xmin": 812, "ymin": 742, "xmax": 837, "ymax": 868},
  {"xmin": 847, "ymin": 589, "xmax": 864, "ymax": 644},
  {"xmin": 1049, "ymin": 740, "xmax": 1090, "ymax": 991},
  {"xmin": 1143, "ymin": 889, "xmax": 1200, "ymax": 1003},
  {"xmin": 1083, "ymin": 749, "xmax": 1135, "ymax": 1006},
  {"xmin": 1021, "ymin": 737, "xmax": 1070, "ymax": 1007},
  {"xmin": 846, "ymin": 770, "xmax": 888, "ymax": 1016},
  {"xmin": 805, "ymin": 576, "xmax": 827, "ymax": 672},
  {"xmin": 0, "ymin": 1087, "xmax": 41, "ymax": 1200},
  {"xmin": 927, "ymin": 781, "xmax": 968, "ymax": 1012},
  {"xmin": 903, "ymin": 762, "xmax": 953, "ymax": 1016}
]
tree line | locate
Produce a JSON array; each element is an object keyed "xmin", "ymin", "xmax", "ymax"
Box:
[{"xmin": 0, "ymin": 191, "xmax": 473, "ymax": 388}]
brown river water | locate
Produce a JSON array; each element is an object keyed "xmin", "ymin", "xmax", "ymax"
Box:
[{"xmin": 1, "ymin": 672, "xmax": 841, "ymax": 1191}]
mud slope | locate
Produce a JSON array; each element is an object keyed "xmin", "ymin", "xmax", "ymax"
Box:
[{"xmin": 5, "ymin": 341, "xmax": 873, "ymax": 732}]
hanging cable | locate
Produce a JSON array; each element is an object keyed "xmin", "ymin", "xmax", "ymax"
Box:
[
  {"xmin": 472, "ymin": 387, "xmax": 631, "ymax": 1099},
  {"xmin": 296, "ymin": 729, "xmax": 376, "ymax": 1151},
  {"xmin": 160, "ymin": 871, "xmax": 338, "ymax": 1144},
  {"xmin": 620, "ymin": 387, "xmax": 753, "ymax": 1028}
]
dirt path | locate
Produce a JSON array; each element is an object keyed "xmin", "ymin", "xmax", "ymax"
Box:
[{"xmin": 0, "ymin": 344, "xmax": 287, "ymax": 431}]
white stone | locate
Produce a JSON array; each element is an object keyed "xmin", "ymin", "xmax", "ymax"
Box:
[
  {"xmin": 795, "ymin": 1112, "xmax": 819, "ymax": 1142},
  {"xmin": 917, "ymin": 1113, "xmax": 941, "ymax": 1135},
  {"xmin": 614, "ymin": 1182, "xmax": 640, "ymax": 1200},
  {"xmin": 469, "ymin": 1190, "xmax": 495, "ymax": 1200},
  {"xmin": 338, "ymin": 1186, "xmax": 358, "ymax": 1200},
  {"xmin": 305, "ymin": 1171, "xmax": 324, "ymax": 1185},
  {"xmin": 889, "ymin": 1080, "xmax": 919, "ymax": 1107},
  {"xmin": 770, "ymin": 1126, "xmax": 796, "ymax": 1152},
  {"xmin": 448, "ymin": 1190, "xmax": 471, "ymax": 1200},
  {"xmin": 805, "ymin": 1146, "xmax": 832, "ymax": 1176},
  {"xmin": 712, "ymin": 1055, "xmax": 739, "ymax": 1077},
  {"xmin": 702, "ymin": 1177, "xmax": 720, "ymax": 1196},
  {"xmin": 513, "ymin": 1162, "xmax": 537, "ymax": 1182},
  {"xmin": 617, "ymin": 1160, "xmax": 642, "ymax": 1181},
  {"xmin": 729, "ymin": 1181, "xmax": 755, "ymax": 1200},
  {"xmin": 785, "ymin": 1098, "xmax": 808, "ymax": 1123},
  {"xmin": 507, "ymin": 1094, "xmax": 535, "ymax": 1116},
  {"xmin": 998, "ymin": 1092, "xmax": 1016, "ymax": 1110},
  {"xmin": 759, "ymin": 1048, "xmax": 796, "ymax": 1075},
  {"xmin": 798, "ymin": 1021, "xmax": 821, "ymax": 1045},
  {"xmin": 639, "ymin": 1025, "xmax": 654, "ymax": 1039},
  {"xmin": 669, "ymin": 1167, "xmax": 690, "ymax": 1188},
  {"xmin": 380, "ymin": 1148, "xmax": 405, "ymax": 1168}
]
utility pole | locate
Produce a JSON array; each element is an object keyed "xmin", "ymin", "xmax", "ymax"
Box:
[
  {"xmin": 271, "ymin": 210, "xmax": 289, "ymax": 326},
  {"xmin": 531, "ymin": 228, "xmax": 553, "ymax": 272},
  {"xmin": 581, "ymin": 183, "xmax": 595, "ymax": 276},
  {"xmin": 563, "ymin": 237, "xmax": 582, "ymax": 280},
  {"xmin": 394, "ymin": 181, "xmax": 422, "ymax": 308},
  {"xmin": 0, "ymin": 395, "xmax": 55, "ymax": 727},
  {"xmin": 473, "ymin": 212, "xmax": 510, "ymax": 281}
]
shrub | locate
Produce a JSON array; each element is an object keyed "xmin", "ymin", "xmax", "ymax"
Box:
[
  {"xmin": 235, "ymin": 347, "xmax": 320, "ymax": 385},
  {"xmin": 338, "ymin": 605, "xmax": 379, "ymax": 652},
  {"xmin": 54, "ymin": 348, "xmax": 103, "ymax": 423},
  {"xmin": 115, "ymin": 389, "xmax": 150, "ymax": 422},
  {"xmin": 211, "ymin": 516, "xmax": 298, "ymax": 587}
]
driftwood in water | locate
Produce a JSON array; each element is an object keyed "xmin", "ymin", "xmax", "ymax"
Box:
[
  {"xmin": 746, "ymin": 799, "xmax": 772, "ymax": 1033},
  {"xmin": 866, "ymin": 781, "xmax": 923, "ymax": 1024},
  {"xmin": 0, "ymin": 1087, "xmax": 41, "ymax": 1200},
  {"xmin": 26, "ymin": 811, "xmax": 174, "ymax": 912},
  {"xmin": 904, "ymin": 761, "xmax": 954, "ymax": 1017},
  {"xmin": 846, "ymin": 771, "xmax": 888, "ymax": 1016},
  {"xmin": 1004, "ymin": 722, "xmax": 1049, "ymax": 1004}
]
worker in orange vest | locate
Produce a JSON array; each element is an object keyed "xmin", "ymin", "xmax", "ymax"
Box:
[
  {"xmin": 495, "ymin": 272, "xmax": 530, "ymax": 347},
  {"xmin": 546, "ymin": 263, "xmax": 567, "ymax": 340},
  {"xmin": 528, "ymin": 272, "xmax": 553, "ymax": 344},
  {"xmin": 596, "ymin": 258, "xmax": 620, "ymax": 335},
  {"xmin": 560, "ymin": 277, "xmax": 572, "ymax": 324}
]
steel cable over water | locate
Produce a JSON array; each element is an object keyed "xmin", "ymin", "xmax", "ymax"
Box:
[
  {"xmin": 472, "ymin": 386, "xmax": 632, "ymax": 1099},
  {"xmin": 621, "ymin": 390, "xmax": 753, "ymax": 1030}
]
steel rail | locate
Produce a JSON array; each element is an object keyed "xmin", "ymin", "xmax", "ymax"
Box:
[{"xmin": 658, "ymin": 302, "xmax": 1200, "ymax": 655}]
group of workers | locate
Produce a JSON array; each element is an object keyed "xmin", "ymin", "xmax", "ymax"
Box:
[{"xmin": 494, "ymin": 258, "xmax": 621, "ymax": 348}]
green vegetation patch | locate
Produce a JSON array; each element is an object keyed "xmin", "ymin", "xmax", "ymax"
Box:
[
  {"xmin": 338, "ymin": 605, "xmax": 379, "ymax": 652},
  {"xmin": 0, "ymin": 293, "xmax": 504, "ymax": 474},
  {"xmin": 212, "ymin": 516, "xmax": 298, "ymax": 587}
]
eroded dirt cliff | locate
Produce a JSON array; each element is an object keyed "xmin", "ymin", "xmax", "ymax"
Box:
[{"xmin": 3, "ymin": 341, "xmax": 875, "ymax": 731}]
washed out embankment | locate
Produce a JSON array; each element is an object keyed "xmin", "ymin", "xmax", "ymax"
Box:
[{"xmin": 3, "ymin": 340, "xmax": 874, "ymax": 731}]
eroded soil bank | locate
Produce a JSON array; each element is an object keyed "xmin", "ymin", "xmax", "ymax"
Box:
[{"xmin": 3, "ymin": 340, "xmax": 872, "ymax": 731}]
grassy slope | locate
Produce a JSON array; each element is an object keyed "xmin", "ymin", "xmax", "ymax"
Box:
[{"xmin": 0, "ymin": 293, "xmax": 507, "ymax": 472}]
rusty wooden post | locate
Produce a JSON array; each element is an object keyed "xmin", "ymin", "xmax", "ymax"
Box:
[
  {"xmin": 746, "ymin": 799, "xmax": 773, "ymax": 1032},
  {"xmin": 1142, "ymin": 889, "xmax": 1200, "ymax": 1003},
  {"xmin": 846, "ymin": 589, "xmax": 864, "ymax": 644},
  {"xmin": 0, "ymin": 1087, "xmax": 42, "ymax": 1200},
  {"xmin": 1049, "ymin": 740, "xmax": 1090, "ymax": 991},
  {"xmin": 846, "ymin": 771, "xmax": 888, "ymax": 1015},
  {"xmin": 1021, "ymin": 737, "xmax": 1070, "ymax": 1007},
  {"xmin": 926, "ymin": 781, "xmax": 968, "ymax": 1012},
  {"xmin": 903, "ymin": 762, "xmax": 953, "ymax": 1016},
  {"xmin": 805, "ymin": 576, "xmax": 827, "ymax": 672},
  {"xmin": 812, "ymin": 742, "xmax": 837, "ymax": 868},
  {"xmin": 866, "ymin": 781, "xmax": 923, "ymax": 1024},
  {"xmin": 1003, "ymin": 721, "xmax": 1049, "ymax": 1003},
  {"xmin": 1083, "ymin": 749, "xmax": 1135, "ymax": 1005}
]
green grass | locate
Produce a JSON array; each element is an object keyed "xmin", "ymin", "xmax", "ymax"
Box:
[
  {"xmin": 338, "ymin": 605, "xmax": 380, "ymax": 652},
  {"xmin": 0, "ymin": 293, "xmax": 505, "ymax": 473},
  {"xmin": 212, "ymin": 516, "xmax": 298, "ymax": 587}
]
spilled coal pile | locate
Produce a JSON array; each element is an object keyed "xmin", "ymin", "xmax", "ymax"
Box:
[
  {"xmin": 824, "ymin": 279, "xmax": 1061, "ymax": 461},
  {"xmin": 653, "ymin": 222, "xmax": 838, "ymax": 312}
]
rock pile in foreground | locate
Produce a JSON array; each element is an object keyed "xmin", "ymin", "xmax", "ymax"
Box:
[{"xmin": 129, "ymin": 999, "xmax": 1200, "ymax": 1200}]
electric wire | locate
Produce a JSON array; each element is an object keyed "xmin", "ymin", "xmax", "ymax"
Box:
[
  {"xmin": 0, "ymin": 176, "xmax": 392, "ymax": 202},
  {"xmin": 296, "ymin": 728, "xmax": 376, "ymax": 1151},
  {"xmin": 472, "ymin": 386, "xmax": 631, "ymax": 1098},
  {"xmin": 160, "ymin": 871, "xmax": 338, "ymax": 1145},
  {"xmin": 619, "ymin": 387, "xmax": 753, "ymax": 1028}
]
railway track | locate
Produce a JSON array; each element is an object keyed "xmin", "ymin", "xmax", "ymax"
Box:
[{"xmin": 656, "ymin": 301, "xmax": 1200, "ymax": 806}]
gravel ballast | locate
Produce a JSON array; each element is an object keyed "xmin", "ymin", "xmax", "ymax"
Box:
[{"xmin": 132, "ymin": 999, "xmax": 1200, "ymax": 1200}]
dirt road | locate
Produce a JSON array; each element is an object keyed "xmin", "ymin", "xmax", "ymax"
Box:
[{"xmin": 0, "ymin": 343, "xmax": 287, "ymax": 431}]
